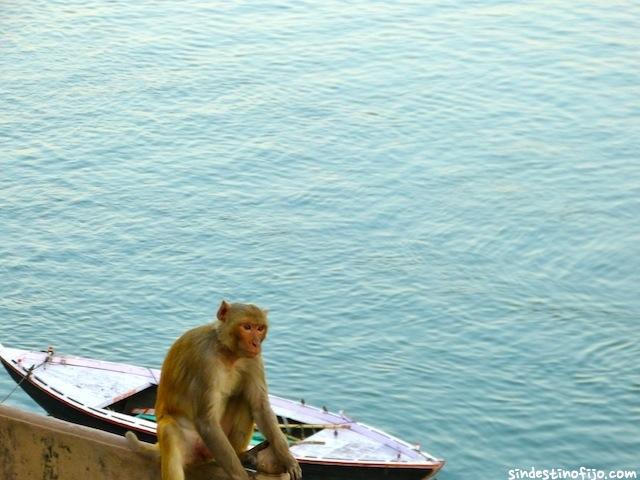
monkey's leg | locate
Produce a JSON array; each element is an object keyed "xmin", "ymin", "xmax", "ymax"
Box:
[{"xmin": 158, "ymin": 416, "xmax": 186, "ymax": 480}]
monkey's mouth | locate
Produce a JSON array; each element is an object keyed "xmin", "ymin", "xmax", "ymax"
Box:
[
  {"xmin": 245, "ymin": 347, "xmax": 261, "ymax": 357},
  {"xmin": 250, "ymin": 341, "xmax": 262, "ymax": 353}
]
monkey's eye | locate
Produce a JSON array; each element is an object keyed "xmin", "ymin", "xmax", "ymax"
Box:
[
  {"xmin": 257, "ymin": 325, "xmax": 266, "ymax": 332},
  {"xmin": 242, "ymin": 323, "xmax": 252, "ymax": 331}
]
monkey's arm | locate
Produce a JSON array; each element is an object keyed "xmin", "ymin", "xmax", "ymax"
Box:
[
  {"xmin": 248, "ymin": 380, "xmax": 302, "ymax": 480},
  {"xmin": 196, "ymin": 401, "xmax": 250, "ymax": 480}
]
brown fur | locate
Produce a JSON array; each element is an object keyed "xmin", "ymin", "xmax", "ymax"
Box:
[{"xmin": 127, "ymin": 300, "xmax": 301, "ymax": 480}]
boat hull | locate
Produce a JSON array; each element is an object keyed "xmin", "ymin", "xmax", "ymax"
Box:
[
  {"xmin": 2, "ymin": 357, "xmax": 157, "ymax": 443},
  {"xmin": 300, "ymin": 462, "xmax": 440, "ymax": 480}
]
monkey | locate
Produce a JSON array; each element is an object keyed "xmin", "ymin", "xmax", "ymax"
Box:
[{"xmin": 126, "ymin": 300, "xmax": 302, "ymax": 480}]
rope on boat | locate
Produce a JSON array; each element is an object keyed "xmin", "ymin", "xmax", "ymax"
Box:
[{"xmin": 0, "ymin": 347, "xmax": 54, "ymax": 405}]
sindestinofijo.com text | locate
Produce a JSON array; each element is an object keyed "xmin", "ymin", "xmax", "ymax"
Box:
[{"xmin": 508, "ymin": 467, "xmax": 637, "ymax": 480}]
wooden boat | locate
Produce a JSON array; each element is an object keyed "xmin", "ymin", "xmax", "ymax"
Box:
[{"xmin": 0, "ymin": 343, "xmax": 444, "ymax": 480}]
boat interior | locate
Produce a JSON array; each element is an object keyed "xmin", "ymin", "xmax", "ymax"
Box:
[
  {"xmin": 105, "ymin": 384, "xmax": 158, "ymax": 418},
  {"xmin": 104, "ymin": 385, "xmax": 323, "ymax": 444}
]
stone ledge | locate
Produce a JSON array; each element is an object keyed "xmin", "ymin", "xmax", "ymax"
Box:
[
  {"xmin": 0, "ymin": 404, "xmax": 287, "ymax": 480},
  {"xmin": 1, "ymin": 403, "xmax": 159, "ymax": 479}
]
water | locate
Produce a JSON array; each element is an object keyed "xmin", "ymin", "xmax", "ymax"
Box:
[{"xmin": 1, "ymin": 1, "xmax": 639, "ymax": 478}]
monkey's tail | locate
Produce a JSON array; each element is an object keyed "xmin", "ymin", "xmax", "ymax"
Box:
[{"xmin": 125, "ymin": 431, "xmax": 161, "ymax": 459}]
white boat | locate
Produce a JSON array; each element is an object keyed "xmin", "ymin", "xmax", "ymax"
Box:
[{"xmin": 0, "ymin": 343, "xmax": 444, "ymax": 480}]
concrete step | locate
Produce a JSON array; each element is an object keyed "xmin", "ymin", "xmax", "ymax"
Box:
[{"xmin": 0, "ymin": 404, "xmax": 287, "ymax": 480}]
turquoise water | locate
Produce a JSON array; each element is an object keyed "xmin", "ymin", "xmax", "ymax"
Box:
[{"xmin": 1, "ymin": 1, "xmax": 639, "ymax": 478}]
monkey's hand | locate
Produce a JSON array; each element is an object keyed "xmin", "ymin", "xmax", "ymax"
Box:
[{"xmin": 281, "ymin": 452, "xmax": 302, "ymax": 480}]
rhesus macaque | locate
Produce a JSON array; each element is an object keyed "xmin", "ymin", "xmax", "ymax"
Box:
[{"xmin": 126, "ymin": 300, "xmax": 301, "ymax": 480}]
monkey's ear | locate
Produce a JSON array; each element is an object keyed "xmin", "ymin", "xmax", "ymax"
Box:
[{"xmin": 217, "ymin": 300, "xmax": 230, "ymax": 322}]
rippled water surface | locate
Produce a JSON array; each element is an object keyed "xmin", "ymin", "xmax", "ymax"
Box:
[{"xmin": 1, "ymin": 1, "xmax": 639, "ymax": 478}]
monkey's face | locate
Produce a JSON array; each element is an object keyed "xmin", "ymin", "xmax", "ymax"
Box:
[{"xmin": 236, "ymin": 322, "xmax": 267, "ymax": 358}]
